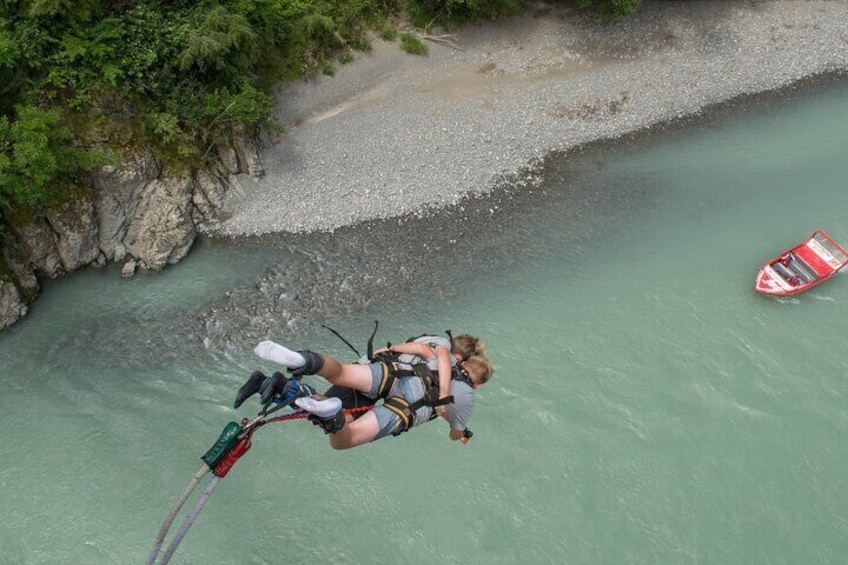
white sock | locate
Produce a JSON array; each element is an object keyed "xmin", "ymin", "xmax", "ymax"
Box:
[
  {"xmin": 295, "ymin": 397, "xmax": 342, "ymax": 418},
  {"xmin": 254, "ymin": 340, "xmax": 306, "ymax": 369}
]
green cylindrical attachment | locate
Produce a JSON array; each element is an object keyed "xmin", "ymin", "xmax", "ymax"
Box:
[{"xmin": 201, "ymin": 421, "xmax": 241, "ymax": 469}]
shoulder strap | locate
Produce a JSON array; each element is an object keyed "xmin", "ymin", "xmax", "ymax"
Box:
[
  {"xmin": 452, "ymin": 365, "xmax": 474, "ymax": 387},
  {"xmin": 445, "ymin": 329, "xmax": 455, "ymax": 350},
  {"xmin": 321, "ymin": 324, "xmax": 361, "ymax": 358},
  {"xmin": 366, "ymin": 320, "xmax": 379, "ymax": 361}
]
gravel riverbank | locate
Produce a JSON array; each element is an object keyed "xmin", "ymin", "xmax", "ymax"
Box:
[{"xmin": 215, "ymin": 0, "xmax": 848, "ymax": 236}]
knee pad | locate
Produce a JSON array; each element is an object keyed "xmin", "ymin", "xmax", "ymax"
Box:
[
  {"xmin": 291, "ymin": 350, "xmax": 324, "ymax": 377},
  {"xmin": 309, "ymin": 410, "xmax": 345, "ymax": 435}
]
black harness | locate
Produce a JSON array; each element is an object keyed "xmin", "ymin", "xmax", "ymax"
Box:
[
  {"xmin": 323, "ymin": 322, "xmax": 469, "ymax": 435},
  {"xmin": 374, "ymin": 352, "xmax": 477, "ymax": 435}
]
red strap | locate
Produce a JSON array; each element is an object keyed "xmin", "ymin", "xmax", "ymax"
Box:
[{"xmin": 212, "ymin": 437, "xmax": 252, "ymax": 477}]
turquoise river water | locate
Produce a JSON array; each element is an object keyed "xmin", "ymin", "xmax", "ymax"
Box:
[{"xmin": 1, "ymin": 76, "xmax": 848, "ymax": 565}]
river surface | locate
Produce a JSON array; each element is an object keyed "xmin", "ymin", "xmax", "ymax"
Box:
[{"xmin": 2, "ymin": 76, "xmax": 848, "ymax": 565}]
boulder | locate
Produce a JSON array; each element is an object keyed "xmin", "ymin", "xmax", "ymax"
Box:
[
  {"xmin": 192, "ymin": 167, "xmax": 230, "ymax": 231},
  {"xmin": 121, "ymin": 258, "xmax": 137, "ymax": 278},
  {"xmin": 216, "ymin": 143, "xmax": 240, "ymax": 175},
  {"xmin": 12, "ymin": 218, "xmax": 64, "ymax": 279},
  {"xmin": 93, "ymin": 150, "xmax": 160, "ymax": 262},
  {"xmin": 1, "ymin": 230, "xmax": 41, "ymax": 297},
  {"xmin": 124, "ymin": 174, "xmax": 196, "ymax": 270},
  {"xmin": 0, "ymin": 280, "xmax": 27, "ymax": 330},
  {"xmin": 46, "ymin": 197, "xmax": 102, "ymax": 271},
  {"xmin": 232, "ymin": 125, "xmax": 264, "ymax": 179}
]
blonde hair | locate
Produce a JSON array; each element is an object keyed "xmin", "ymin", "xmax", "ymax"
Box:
[
  {"xmin": 463, "ymin": 354, "xmax": 493, "ymax": 386},
  {"xmin": 452, "ymin": 334, "xmax": 486, "ymax": 361}
]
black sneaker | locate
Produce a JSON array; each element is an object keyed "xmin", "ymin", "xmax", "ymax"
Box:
[
  {"xmin": 234, "ymin": 371, "xmax": 266, "ymax": 409},
  {"xmin": 259, "ymin": 371, "xmax": 289, "ymax": 407}
]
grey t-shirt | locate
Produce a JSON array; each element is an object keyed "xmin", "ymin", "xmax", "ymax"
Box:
[
  {"xmin": 445, "ymin": 379, "xmax": 475, "ymax": 432},
  {"xmin": 361, "ymin": 334, "xmax": 474, "ymax": 432},
  {"xmin": 400, "ymin": 335, "xmax": 472, "ymax": 431},
  {"xmin": 397, "ymin": 335, "xmax": 457, "ymax": 372}
]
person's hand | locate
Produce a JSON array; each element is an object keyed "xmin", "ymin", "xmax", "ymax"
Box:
[{"xmin": 435, "ymin": 405, "xmax": 448, "ymax": 417}]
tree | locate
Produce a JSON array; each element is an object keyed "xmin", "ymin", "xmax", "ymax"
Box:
[
  {"xmin": 178, "ymin": 6, "xmax": 258, "ymax": 79},
  {"xmin": 25, "ymin": 0, "xmax": 103, "ymax": 21},
  {"xmin": 0, "ymin": 105, "xmax": 104, "ymax": 211}
]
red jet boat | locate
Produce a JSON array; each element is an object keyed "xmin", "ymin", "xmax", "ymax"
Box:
[{"xmin": 755, "ymin": 230, "xmax": 848, "ymax": 296}]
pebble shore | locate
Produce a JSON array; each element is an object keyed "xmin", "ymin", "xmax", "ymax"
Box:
[{"xmin": 216, "ymin": 0, "xmax": 848, "ymax": 236}]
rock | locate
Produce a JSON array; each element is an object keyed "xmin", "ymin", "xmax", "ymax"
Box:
[
  {"xmin": 232, "ymin": 125, "xmax": 264, "ymax": 179},
  {"xmin": 192, "ymin": 167, "xmax": 230, "ymax": 230},
  {"xmin": 11, "ymin": 218, "xmax": 64, "ymax": 279},
  {"xmin": 217, "ymin": 143, "xmax": 240, "ymax": 175},
  {"xmin": 45, "ymin": 197, "xmax": 101, "ymax": 271},
  {"xmin": 124, "ymin": 174, "xmax": 196, "ymax": 270},
  {"xmin": 93, "ymin": 149, "xmax": 160, "ymax": 262},
  {"xmin": 1, "ymin": 231, "xmax": 41, "ymax": 298},
  {"xmin": 0, "ymin": 129, "xmax": 243, "ymax": 330},
  {"xmin": 0, "ymin": 280, "xmax": 27, "ymax": 330},
  {"xmin": 121, "ymin": 259, "xmax": 137, "ymax": 278}
]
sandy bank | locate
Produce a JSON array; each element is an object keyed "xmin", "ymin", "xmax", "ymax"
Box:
[{"xmin": 215, "ymin": 0, "xmax": 848, "ymax": 236}]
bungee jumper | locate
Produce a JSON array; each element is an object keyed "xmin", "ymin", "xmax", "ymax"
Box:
[
  {"xmin": 147, "ymin": 328, "xmax": 492, "ymax": 564},
  {"xmin": 235, "ymin": 331, "xmax": 493, "ymax": 448}
]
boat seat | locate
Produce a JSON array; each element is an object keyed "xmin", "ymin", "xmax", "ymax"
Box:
[
  {"xmin": 772, "ymin": 262, "xmax": 796, "ymax": 282},
  {"xmin": 787, "ymin": 259, "xmax": 814, "ymax": 282},
  {"xmin": 789, "ymin": 253, "xmax": 818, "ymax": 280}
]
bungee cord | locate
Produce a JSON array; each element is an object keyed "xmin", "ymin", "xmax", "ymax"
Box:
[
  {"xmin": 158, "ymin": 475, "xmax": 222, "ymax": 565},
  {"xmin": 146, "ymin": 465, "xmax": 209, "ymax": 565},
  {"xmin": 147, "ymin": 395, "xmax": 373, "ymax": 565}
]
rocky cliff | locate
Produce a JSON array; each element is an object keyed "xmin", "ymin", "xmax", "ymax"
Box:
[{"xmin": 0, "ymin": 135, "xmax": 262, "ymax": 330}]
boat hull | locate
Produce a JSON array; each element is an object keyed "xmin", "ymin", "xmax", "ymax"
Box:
[{"xmin": 754, "ymin": 230, "xmax": 848, "ymax": 296}]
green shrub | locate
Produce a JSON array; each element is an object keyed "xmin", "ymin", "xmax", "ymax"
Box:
[
  {"xmin": 577, "ymin": 0, "xmax": 640, "ymax": 19},
  {"xmin": 0, "ymin": 105, "xmax": 106, "ymax": 210},
  {"xmin": 379, "ymin": 25, "xmax": 397, "ymax": 41},
  {"xmin": 406, "ymin": 0, "xmax": 520, "ymax": 28},
  {"xmin": 400, "ymin": 32, "xmax": 427, "ymax": 55},
  {"xmin": 178, "ymin": 6, "xmax": 258, "ymax": 77},
  {"xmin": 302, "ymin": 14, "xmax": 337, "ymax": 45}
]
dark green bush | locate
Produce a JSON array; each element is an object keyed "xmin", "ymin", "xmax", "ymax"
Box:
[
  {"xmin": 400, "ymin": 32, "xmax": 427, "ymax": 54},
  {"xmin": 406, "ymin": 0, "xmax": 520, "ymax": 28},
  {"xmin": 0, "ymin": 105, "xmax": 106, "ymax": 211},
  {"xmin": 578, "ymin": 0, "xmax": 640, "ymax": 19}
]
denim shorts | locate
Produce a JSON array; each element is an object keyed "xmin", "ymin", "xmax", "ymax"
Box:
[{"xmin": 367, "ymin": 362, "xmax": 433, "ymax": 441}]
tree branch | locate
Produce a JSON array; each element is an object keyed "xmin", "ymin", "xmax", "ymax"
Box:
[{"xmin": 420, "ymin": 33, "xmax": 462, "ymax": 51}]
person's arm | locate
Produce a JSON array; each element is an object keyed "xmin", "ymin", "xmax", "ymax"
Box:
[
  {"xmin": 434, "ymin": 345, "xmax": 452, "ymax": 404},
  {"xmin": 388, "ymin": 342, "xmax": 453, "ymax": 417},
  {"xmin": 390, "ymin": 343, "xmax": 453, "ymax": 409},
  {"xmin": 386, "ymin": 341, "xmax": 434, "ymax": 358}
]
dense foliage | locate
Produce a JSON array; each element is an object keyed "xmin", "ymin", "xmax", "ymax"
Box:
[
  {"xmin": 0, "ymin": 0, "xmax": 639, "ymax": 216},
  {"xmin": 0, "ymin": 0, "xmax": 383, "ymax": 213},
  {"xmin": 578, "ymin": 0, "xmax": 639, "ymax": 20}
]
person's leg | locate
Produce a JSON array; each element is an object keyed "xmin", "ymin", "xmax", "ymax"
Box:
[
  {"xmin": 254, "ymin": 341, "xmax": 307, "ymax": 368},
  {"xmin": 316, "ymin": 356, "xmax": 373, "ymax": 393},
  {"xmin": 327, "ymin": 411, "xmax": 381, "ymax": 450},
  {"xmin": 297, "ymin": 396, "xmax": 401, "ymax": 448},
  {"xmin": 253, "ymin": 340, "xmax": 373, "ymax": 393},
  {"xmin": 323, "ymin": 384, "xmax": 377, "ymax": 417}
]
